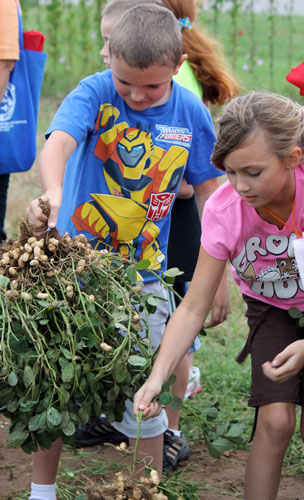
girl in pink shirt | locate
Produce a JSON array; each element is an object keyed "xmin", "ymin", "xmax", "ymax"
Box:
[{"xmin": 134, "ymin": 91, "xmax": 304, "ymax": 500}]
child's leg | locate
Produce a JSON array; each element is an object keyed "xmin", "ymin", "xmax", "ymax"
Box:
[
  {"xmin": 300, "ymin": 406, "xmax": 304, "ymax": 441},
  {"xmin": 32, "ymin": 438, "xmax": 62, "ymax": 484},
  {"xmin": 241, "ymin": 296, "xmax": 304, "ymax": 500},
  {"xmin": 245, "ymin": 402, "xmax": 296, "ymax": 500},
  {"xmin": 129, "ymin": 434, "xmax": 163, "ymax": 476}
]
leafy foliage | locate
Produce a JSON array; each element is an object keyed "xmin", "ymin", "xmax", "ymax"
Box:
[{"xmin": 0, "ymin": 229, "xmax": 159, "ymax": 453}]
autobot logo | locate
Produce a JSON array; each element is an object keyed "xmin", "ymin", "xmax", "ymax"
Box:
[
  {"xmin": 155, "ymin": 125, "xmax": 192, "ymax": 147},
  {"xmin": 147, "ymin": 193, "xmax": 175, "ymax": 221}
]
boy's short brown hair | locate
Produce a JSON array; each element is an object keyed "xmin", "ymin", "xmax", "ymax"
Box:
[{"xmin": 109, "ymin": 4, "xmax": 183, "ymax": 69}]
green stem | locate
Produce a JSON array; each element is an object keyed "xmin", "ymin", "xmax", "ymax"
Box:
[{"xmin": 132, "ymin": 410, "xmax": 143, "ymax": 475}]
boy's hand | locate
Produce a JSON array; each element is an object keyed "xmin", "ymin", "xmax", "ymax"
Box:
[
  {"xmin": 27, "ymin": 189, "xmax": 62, "ymax": 236},
  {"xmin": 262, "ymin": 340, "xmax": 304, "ymax": 383},
  {"xmin": 134, "ymin": 377, "xmax": 163, "ymax": 420}
]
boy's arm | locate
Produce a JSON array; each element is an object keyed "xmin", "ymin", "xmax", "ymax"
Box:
[
  {"xmin": 134, "ymin": 247, "xmax": 227, "ymax": 419},
  {"xmin": 193, "ymin": 177, "xmax": 219, "ymax": 220},
  {"xmin": 192, "ymin": 178, "xmax": 230, "ymax": 327},
  {"xmin": 27, "ymin": 130, "xmax": 77, "ymax": 234},
  {"xmin": 262, "ymin": 340, "xmax": 304, "ymax": 383}
]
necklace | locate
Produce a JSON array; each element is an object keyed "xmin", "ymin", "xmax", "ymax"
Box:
[{"xmin": 261, "ymin": 200, "xmax": 302, "ymax": 238}]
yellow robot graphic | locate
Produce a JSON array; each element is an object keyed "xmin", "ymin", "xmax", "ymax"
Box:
[{"xmin": 72, "ymin": 104, "xmax": 188, "ymax": 269}]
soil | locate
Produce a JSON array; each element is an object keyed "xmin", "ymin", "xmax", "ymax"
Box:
[{"xmin": 1, "ymin": 417, "xmax": 304, "ymax": 500}]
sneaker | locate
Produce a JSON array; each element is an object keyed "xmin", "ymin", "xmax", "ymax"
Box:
[
  {"xmin": 163, "ymin": 429, "xmax": 191, "ymax": 471},
  {"xmin": 74, "ymin": 416, "xmax": 128, "ymax": 447},
  {"xmin": 184, "ymin": 366, "xmax": 202, "ymax": 400}
]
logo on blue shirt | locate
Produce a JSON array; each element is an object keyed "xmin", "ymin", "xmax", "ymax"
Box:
[{"xmin": 155, "ymin": 125, "xmax": 192, "ymax": 147}]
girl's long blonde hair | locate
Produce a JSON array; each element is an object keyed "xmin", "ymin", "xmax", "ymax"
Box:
[{"xmin": 162, "ymin": 0, "xmax": 239, "ymax": 105}]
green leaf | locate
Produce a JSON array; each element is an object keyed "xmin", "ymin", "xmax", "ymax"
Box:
[
  {"xmin": 61, "ymin": 363, "xmax": 74, "ymax": 383},
  {"xmin": 162, "ymin": 267, "xmax": 184, "ymax": 278},
  {"xmin": 288, "ymin": 307, "xmax": 303, "ymax": 319},
  {"xmin": 47, "ymin": 407, "xmax": 62, "ymax": 426},
  {"xmin": 37, "ymin": 300, "xmax": 50, "ymax": 307},
  {"xmin": 0, "ymin": 275, "xmax": 10, "ymax": 286},
  {"xmin": 162, "ymin": 374, "xmax": 176, "ymax": 392},
  {"xmin": 62, "ymin": 412, "xmax": 76, "ymax": 436},
  {"xmin": 126, "ymin": 267, "xmax": 138, "ymax": 282},
  {"xmin": 202, "ymin": 407, "xmax": 219, "ymax": 420},
  {"xmin": 36, "ymin": 431, "xmax": 53, "ymax": 450},
  {"xmin": 61, "ymin": 347, "xmax": 73, "ymax": 360},
  {"xmin": 38, "ymin": 411, "xmax": 47, "ymax": 430},
  {"xmin": 299, "ymin": 316, "xmax": 304, "ymax": 327},
  {"xmin": 206, "ymin": 439, "xmax": 221, "ymax": 459},
  {"xmin": 8, "ymin": 372, "xmax": 18, "ymax": 387},
  {"xmin": 107, "ymin": 385, "xmax": 119, "ymax": 402},
  {"xmin": 28, "ymin": 414, "xmax": 42, "ymax": 432},
  {"xmin": 115, "ymin": 322, "xmax": 128, "ymax": 332},
  {"xmin": 225, "ymin": 423, "xmax": 244, "ymax": 439},
  {"xmin": 127, "ymin": 355, "xmax": 147, "ymax": 367},
  {"xmin": 7, "ymin": 399, "xmax": 19, "ymax": 413},
  {"xmin": 147, "ymin": 296, "xmax": 158, "ymax": 307},
  {"xmin": 39, "ymin": 319, "xmax": 49, "ymax": 325},
  {"xmin": 169, "ymin": 394, "xmax": 183, "ymax": 411},
  {"xmin": 23, "ymin": 365, "xmax": 34, "ymax": 388},
  {"xmin": 11, "ymin": 322, "xmax": 24, "ymax": 334},
  {"xmin": 21, "ymin": 438, "xmax": 38, "ymax": 454},
  {"xmin": 212, "ymin": 437, "xmax": 234, "ymax": 452},
  {"xmin": 19, "ymin": 399, "xmax": 37, "ymax": 412},
  {"xmin": 112, "ymin": 362, "xmax": 129, "ymax": 383},
  {"xmin": 8, "ymin": 334, "xmax": 28, "ymax": 354},
  {"xmin": 78, "ymin": 406, "xmax": 90, "ymax": 424},
  {"xmin": 135, "ymin": 259, "xmax": 150, "ymax": 270},
  {"xmin": 158, "ymin": 392, "xmax": 171, "ymax": 405},
  {"xmin": 6, "ymin": 429, "xmax": 29, "ymax": 448}
]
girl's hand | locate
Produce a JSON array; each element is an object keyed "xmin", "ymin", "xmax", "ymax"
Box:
[
  {"xmin": 27, "ymin": 189, "xmax": 62, "ymax": 237},
  {"xmin": 262, "ymin": 340, "xmax": 304, "ymax": 383},
  {"xmin": 134, "ymin": 377, "xmax": 164, "ymax": 420}
]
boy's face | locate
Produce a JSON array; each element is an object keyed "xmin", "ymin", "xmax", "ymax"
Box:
[{"xmin": 110, "ymin": 55, "xmax": 185, "ymax": 111}]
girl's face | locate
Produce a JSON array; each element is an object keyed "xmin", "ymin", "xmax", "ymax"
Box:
[
  {"xmin": 100, "ymin": 15, "xmax": 117, "ymax": 67},
  {"xmin": 223, "ymin": 129, "xmax": 299, "ymax": 212}
]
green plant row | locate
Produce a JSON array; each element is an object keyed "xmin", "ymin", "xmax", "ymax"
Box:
[{"xmin": 19, "ymin": 0, "xmax": 303, "ymax": 99}]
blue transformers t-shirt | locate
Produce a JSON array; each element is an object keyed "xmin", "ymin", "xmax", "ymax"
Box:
[{"xmin": 47, "ymin": 69, "xmax": 222, "ymax": 281}]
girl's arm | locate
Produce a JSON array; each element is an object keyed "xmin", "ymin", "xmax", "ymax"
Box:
[
  {"xmin": 262, "ymin": 340, "xmax": 304, "ymax": 383},
  {"xmin": 27, "ymin": 130, "xmax": 77, "ymax": 234},
  {"xmin": 134, "ymin": 247, "xmax": 227, "ymax": 419}
]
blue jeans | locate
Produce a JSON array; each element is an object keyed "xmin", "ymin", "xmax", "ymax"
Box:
[{"xmin": 0, "ymin": 173, "xmax": 10, "ymax": 242}]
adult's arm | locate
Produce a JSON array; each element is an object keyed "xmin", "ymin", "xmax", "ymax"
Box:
[{"xmin": 0, "ymin": 0, "xmax": 20, "ymax": 102}]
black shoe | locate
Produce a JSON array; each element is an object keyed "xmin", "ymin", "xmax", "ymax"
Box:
[
  {"xmin": 74, "ymin": 416, "xmax": 128, "ymax": 448},
  {"xmin": 163, "ymin": 429, "xmax": 191, "ymax": 472}
]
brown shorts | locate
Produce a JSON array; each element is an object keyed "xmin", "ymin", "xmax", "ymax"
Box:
[{"xmin": 237, "ymin": 294, "xmax": 304, "ymax": 408}]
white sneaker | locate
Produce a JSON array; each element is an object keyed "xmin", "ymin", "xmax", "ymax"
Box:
[{"xmin": 184, "ymin": 366, "xmax": 202, "ymax": 400}]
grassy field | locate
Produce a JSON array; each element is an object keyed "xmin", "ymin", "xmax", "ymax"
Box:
[{"xmin": 4, "ymin": 6, "xmax": 304, "ymax": 499}]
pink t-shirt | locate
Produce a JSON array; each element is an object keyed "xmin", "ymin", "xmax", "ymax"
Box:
[{"xmin": 201, "ymin": 164, "xmax": 304, "ymax": 310}]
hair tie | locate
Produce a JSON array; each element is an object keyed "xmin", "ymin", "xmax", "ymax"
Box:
[{"xmin": 178, "ymin": 17, "xmax": 192, "ymax": 30}]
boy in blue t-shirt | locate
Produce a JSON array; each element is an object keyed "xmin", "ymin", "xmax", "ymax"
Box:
[{"xmin": 27, "ymin": 4, "xmax": 228, "ymax": 499}]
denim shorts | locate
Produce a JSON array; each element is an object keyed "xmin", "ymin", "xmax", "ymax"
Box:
[{"xmin": 238, "ymin": 294, "xmax": 304, "ymax": 408}]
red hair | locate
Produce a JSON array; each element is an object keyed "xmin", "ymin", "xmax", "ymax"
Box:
[{"xmin": 162, "ymin": 0, "xmax": 239, "ymax": 105}]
